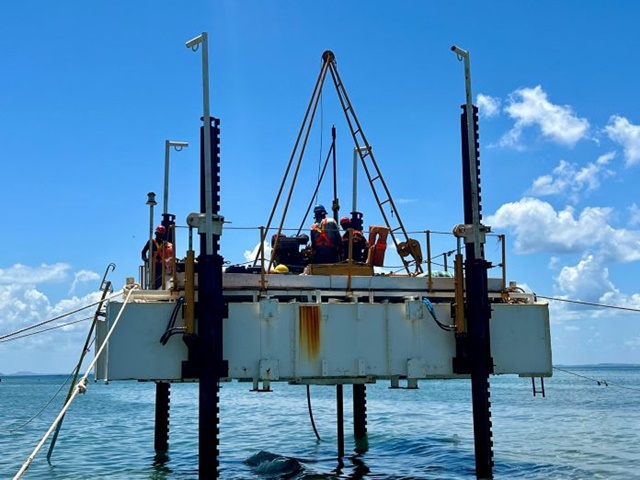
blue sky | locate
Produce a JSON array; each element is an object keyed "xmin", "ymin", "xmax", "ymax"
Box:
[{"xmin": 1, "ymin": 1, "xmax": 640, "ymax": 373}]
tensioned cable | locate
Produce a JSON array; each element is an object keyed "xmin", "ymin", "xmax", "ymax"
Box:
[
  {"xmin": 537, "ymin": 295, "xmax": 640, "ymax": 313},
  {"xmin": 0, "ymin": 290, "xmax": 122, "ymax": 342},
  {"xmin": 13, "ymin": 285, "xmax": 137, "ymax": 479},
  {"xmin": 7, "ymin": 336, "xmax": 97, "ymax": 435},
  {"xmin": 316, "ymin": 90, "xmax": 324, "ymax": 206},
  {"xmin": 0, "ymin": 316, "xmax": 93, "ymax": 344},
  {"xmin": 6, "ymin": 371, "xmax": 75, "ymax": 434},
  {"xmin": 48, "ymin": 284, "xmax": 111, "ymax": 462},
  {"xmin": 553, "ymin": 366, "xmax": 640, "ymax": 393}
]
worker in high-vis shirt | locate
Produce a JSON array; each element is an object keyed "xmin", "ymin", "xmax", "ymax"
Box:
[
  {"xmin": 141, "ymin": 225, "xmax": 174, "ymax": 288},
  {"xmin": 310, "ymin": 204, "xmax": 341, "ymax": 263},
  {"xmin": 340, "ymin": 216, "xmax": 369, "ymax": 263}
]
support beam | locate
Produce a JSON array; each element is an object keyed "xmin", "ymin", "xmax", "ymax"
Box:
[
  {"xmin": 198, "ymin": 117, "xmax": 227, "ymax": 480},
  {"xmin": 353, "ymin": 384, "xmax": 367, "ymax": 439},
  {"xmin": 154, "ymin": 382, "xmax": 170, "ymax": 453},
  {"xmin": 457, "ymin": 99, "xmax": 494, "ymax": 480},
  {"xmin": 336, "ymin": 385, "xmax": 344, "ymax": 459}
]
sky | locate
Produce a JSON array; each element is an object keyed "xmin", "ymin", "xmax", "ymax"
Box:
[{"xmin": 1, "ymin": 1, "xmax": 640, "ymax": 373}]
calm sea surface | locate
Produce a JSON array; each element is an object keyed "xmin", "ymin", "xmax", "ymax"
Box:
[{"xmin": 1, "ymin": 366, "xmax": 639, "ymax": 479}]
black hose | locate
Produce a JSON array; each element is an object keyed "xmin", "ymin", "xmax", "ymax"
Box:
[
  {"xmin": 160, "ymin": 297, "xmax": 185, "ymax": 345},
  {"xmin": 306, "ymin": 384, "xmax": 322, "ymax": 441},
  {"xmin": 422, "ymin": 297, "xmax": 454, "ymax": 332}
]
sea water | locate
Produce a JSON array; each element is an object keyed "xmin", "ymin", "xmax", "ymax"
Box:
[{"xmin": 1, "ymin": 366, "xmax": 638, "ymax": 479}]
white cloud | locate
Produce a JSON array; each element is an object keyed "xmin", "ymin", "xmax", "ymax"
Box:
[
  {"xmin": 548, "ymin": 256, "xmax": 560, "ymax": 270},
  {"xmin": 556, "ymin": 254, "xmax": 616, "ymax": 301},
  {"xmin": 500, "ymin": 85, "xmax": 589, "ymax": 148},
  {"xmin": 529, "ymin": 152, "xmax": 615, "ymax": 202},
  {"xmin": 0, "ymin": 263, "xmax": 70, "ymax": 285},
  {"xmin": 605, "ymin": 115, "xmax": 640, "ymax": 166},
  {"xmin": 601, "ymin": 226, "xmax": 640, "ymax": 263},
  {"xmin": 243, "ymin": 241, "xmax": 272, "ymax": 265},
  {"xmin": 0, "ymin": 264, "xmax": 105, "ymax": 353},
  {"xmin": 69, "ymin": 269, "xmax": 100, "ymax": 295},
  {"xmin": 552, "ymin": 252, "xmax": 640, "ymax": 314},
  {"xmin": 599, "ymin": 290, "xmax": 640, "ymax": 312},
  {"xmin": 0, "ymin": 284, "xmax": 102, "ymax": 374},
  {"xmin": 628, "ymin": 203, "xmax": 640, "ymax": 227},
  {"xmin": 488, "ymin": 198, "xmax": 640, "ymax": 264},
  {"xmin": 0, "ymin": 285, "xmax": 49, "ymax": 333},
  {"xmin": 486, "ymin": 198, "xmax": 612, "ymax": 254},
  {"xmin": 477, "ymin": 94, "xmax": 501, "ymax": 118},
  {"xmin": 0, "ymin": 283, "xmax": 102, "ymax": 346}
]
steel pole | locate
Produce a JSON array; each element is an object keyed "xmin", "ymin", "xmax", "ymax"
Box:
[
  {"xmin": 336, "ymin": 385, "xmax": 344, "ymax": 459},
  {"xmin": 197, "ymin": 117, "xmax": 225, "ymax": 480},
  {"xmin": 451, "ymin": 46, "xmax": 482, "ymax": 259},
  {"xmin": 187, "ymin": 31, "xmax": 223, "ymax": 479},
  {"xmin": 201, "ymin": 33, "xmax": 213, "ymax": 256},
  {"xmin": 147, "ymin": 192, "xmax": 157, "ymax": 290},
  {"xmin": 452, "ymin": 45, "xmax": 494, "ymax": 479},
  {"xmin": 163, "ymin": 141, "xmax": 171, "ymax": 215},
  {"xmin": 352, "ymin": 147, "xmax": 358, "ymax": 213}
]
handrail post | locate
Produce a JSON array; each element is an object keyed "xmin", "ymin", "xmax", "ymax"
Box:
[
  {"xmin": 259, "ymin": 226, "xmax": 267, "ymax": 291},
  {"xmin": 172, "ymin": 224, "xmax": 178, "ymax": 290},
  {"xmin": 500, "ymin": 234, "xmax": 506, "ymax": 290},
  {"xmin": 426, "ymin": 230, "xmax": 433, "ymax": 292},
  {"xmin": 147, "ymin": 192, "xmax": 157, "ymax": 290}
]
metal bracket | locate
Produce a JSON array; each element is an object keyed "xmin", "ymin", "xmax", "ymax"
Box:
[
  {"xmin": 187, "ymin": 212, "xmax": 225, "ymax": 236},
  {"xmin": 452, "ymin": 223, "xmax": 491, "ymax": 244},
  {"xmin": 251, "ymin": 359, "xmax": 279, "ymax": 392}
]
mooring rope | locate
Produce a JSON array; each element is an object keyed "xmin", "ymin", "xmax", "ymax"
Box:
[
  {"xmin": 13, "ymin": 284, "xmax": 138, "ymax": 480},
  {"xmin": 537, "ymin": 295, "xmax": 640, "ymax": 313},
  {"xmin": 0, "ymin": 316, "xmax": 93, "ymax": 344},
  {"xmin": 553, "ymin": 366, "xmax": 640, "ymax": 393},
  {"xmin": 5, "ymin": 369, "xmax": 77, "ymax": 434},
  {"xmin": 0, "ymin": 290, "xmax": 123, "ymax": 342}
]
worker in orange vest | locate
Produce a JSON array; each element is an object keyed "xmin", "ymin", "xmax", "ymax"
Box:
[
  {"xmin": 141, "ymin": 225, "xmax": 174, "ymax": 288},
  {"xmin": 339, "ymin": 216, "xmax": 369, "ymax": 263},
  {"xmin": 310, "ymin": 205, "xmax": 341, "ymax": 263}
]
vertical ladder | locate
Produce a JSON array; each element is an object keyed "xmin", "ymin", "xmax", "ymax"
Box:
[
  {"xmin": 532, "ymin": 376, "xmax": 546, "ymax": 397},
  {"xmin": 323, "ymin": 51, "xmax": 423, "ymax": 275}
]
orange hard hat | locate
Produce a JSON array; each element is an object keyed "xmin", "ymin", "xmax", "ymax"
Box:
[{"xmin": 155, "ymin": 225, "xmax": 166, "ymax": 235}]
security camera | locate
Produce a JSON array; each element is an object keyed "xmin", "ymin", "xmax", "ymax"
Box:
[
  {"xmin": 451, "ymin": 45, "xmax": 468, "ymax": 57},
  {"xmin": 186, "ymin": 34, "xmax": 204, "ymax": 49},
  {"xmin": 168, "ymin": 141, "xmax": 189, "ymax": 148}
]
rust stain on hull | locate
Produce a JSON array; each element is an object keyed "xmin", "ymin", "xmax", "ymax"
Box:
[{"xmin": 299, "ymin": 305, "xmax": 321, "ymax": 359}]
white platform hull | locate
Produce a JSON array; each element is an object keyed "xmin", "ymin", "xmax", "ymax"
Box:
[{"xmin": 95, "ymin": 273, "xmax": 551, "ymax": 383}]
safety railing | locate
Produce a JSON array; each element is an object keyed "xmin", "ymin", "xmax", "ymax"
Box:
[{"xmin": 138, "ymin": 224, "xmax": 508, "ymax": 294}]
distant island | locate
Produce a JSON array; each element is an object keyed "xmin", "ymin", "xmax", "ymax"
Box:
[
  {"xmin": 1, "ymin": 371, "xmax": 77, "ymax": 376},
  {"xmin": 1, "ymin": 371, "xmax": 45, "ymax": 376},
  {"xmin": 554, "ymin": 363, "xmax": 640, "ymax": 368}
]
